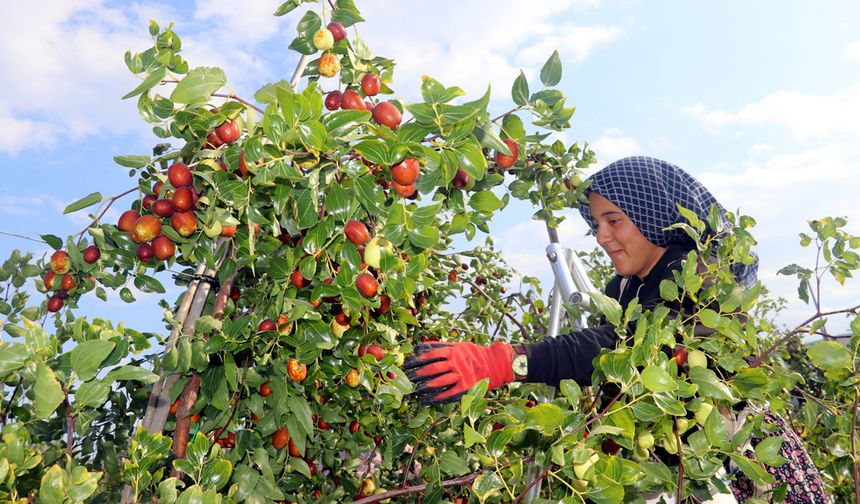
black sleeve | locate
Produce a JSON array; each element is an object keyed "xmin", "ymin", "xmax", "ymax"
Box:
[{"xmin": 523, "ymin": 252, "xmax": 687, "ymax": 387}]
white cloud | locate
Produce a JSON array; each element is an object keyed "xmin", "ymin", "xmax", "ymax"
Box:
[
  {"xmin": 681, "ymin": 82, "xmax": 860, "ymax": 141},
  {"xmin": 590, "ymin": 127, "xmax": 642, "ymax": 167},
  {"xmin": 846, "ymin": 41, "xmax": 860, "ymax": 62}
]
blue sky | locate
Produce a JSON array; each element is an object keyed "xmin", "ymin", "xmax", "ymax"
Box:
[{"xmin": 1, "ymin": 0, "xmax": 858, "ymax": 336}]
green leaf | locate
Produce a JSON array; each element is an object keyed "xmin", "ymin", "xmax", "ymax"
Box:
[
  {"xmin": 119, "ymin": 287, "xmax": 136, "ymax": 303},
  {"xmin": 106, "ymin": 365, "xmax": 160, "ymax": 383},
  {"xmin": 698, "ymin": 308, "xmax": 722, "ymax": 329},
  {"xmin": 71, "ymin": 340, "xmax": 116, "ymax": 382},
  {"xmin": 295, "ymin": 10, "xmax": 321, "ymax": 38},
  {"xmin": 539, "ymin": 50, "xmax": 562, "ymax": 87},
  {"xmin": 353, "ymin": 139, "xmax": 389, "ymax": 165},
  {"xmin": 34, "ymin": 364, "xmax": 65, "ymax": 419},
  {"xmin": 659, "ymin": 279, "xmax": 678, "ymax": 302},
  {"xmin": 525, "ymin": 403, "xmax": 564, "ymax": 434},
  {"xmin": 472, "ymin": 471, "xmax": 503, "ymax": 502},
  {"xmin": 559, "ymin": 379, "xmax": 581, "ymax": 407},
  {"xmin": 807, "ymin": 340, "xmax": 852, "ymax": 371},
  {"xmin": 511, "ymin": 70, "xmax": 529, "ymax": 106},
  {"xmin": 298, "ymin": 120, "xmax": 328, "ymax": 151},
  {"xmin": 76, "ymin": 380, "xmax": 110, "ymax": 408},
  {"xmin": 469, "ymin": 191, "xmax": 504, "ymax": 213},
  {"xmin": 688, "ymin": 366, "xmax": 735, "ymax": 402},
  {"xmin": 729, "ymin": 454, "xmax": 776, "ymax": 485},
  {"xmin": 295, "ymin": 189, "xmax": 319, "ymax": 229},
  {"xmin": 438, "ymin": 450, "xmax": 470, "ymax": 476},
  {"xmin": 170, "ymin": 66, "xmax": 226, "ymax": 105},
  {"xmin": 134, "ymin": 274, "xmax": 166, "ymax": 294},
  {"xmin": 463, "ymin": 424, "xmax": 485, "ymax": 448},
  {"xmin": 754, "ymin": 437, "xmax": 787, "ymax": 467},
  {"xmin": 201, "ymin": 460, "xmax": 233, "ymax": 490},
  {"xmin": 331, "ymin": 7, "xmax": 364, "ymax": 27},
  {"xmin": 123, "ymin": 67, "xmax": 167, "ymax": 99},
  {"xmin": 0, "ymin": 345, "xmax": 28, "ymax": 374},
  {"xmin": 39, "ymin": 465, "xmax": 67, "ymax": 504},
  {"xmin": 64, "ymin": 192, "xmax": 103, "ymax": 214},
  {"xmin": 454, "ymin": 140, "xmax": 488, "ymax": 181},
  {"xmin": 113, "ymin": 155, "xmax": 151, "ymax": 168},
  {"xmin": 408, "ymin": 225, "xmax": 439, "ymax": 251},
  {"xmin": 591, "ymin": 291, "xmax": 623, "ymax": 326},
  {"xmin": 641, "ymin": 365, "xmax": 677, "ymax": 393}
]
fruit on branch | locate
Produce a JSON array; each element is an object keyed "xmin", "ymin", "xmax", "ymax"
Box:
[
  {"xmin": 61, "ymin": 274, "xmax": 75, "ymax": 291},
  {"xmin": 448, "ymin": 270, "xmax": 458, "ymax": 282},
  {"xmin": 313, "ymin": 28, "xmax": 334, "ymax": 50},
  {"xmin": 372, "ymin": 101, "xmax": 402, "ymax": 130},
  {"xmin": 142, "ymin": 194, "xmax": 156, "ymax": 210},
  {"xmin": 190, "ymin": 413, "xmax": 200, "ymax": 424},
  {"xmin": 288, "ymin": 438, "xmax": 302, "ymax": 457},
  {"xmin": 131, "ymin": 215, "xmax": 162, "ymax": 244},
  {"xmin": 451, "ymin": 168, "xmax": 475, "ymax": 190},
  {"xmin": 344, "ymin": 220, "xmax": 370, "ymax": 246},
  {"xmin": 172, "ymin": 187, "xmax": 194, "ymax": 212},
  {"xmin": 364, "ymin": 237, "xmax": 392, "ymax": 269},
  {"xmin": 204, "ymin": 131, "xmax": 223, "ymax": 149},
  {"xmin": 334, "ymin": 310, "xmax": 350, "ymax": 327},
  {"xmin": 331, "ymin": 318, "xmax": 348, "ymax": 337},
  {"xmin": 203, "ymin": 221, "xmax": 222, "ymax": 238},
  {"xmin": 495, "ymin": 139, "xmax": 519, "ymax": 168},
  {"xmin": 137, "ymin": 243, "xmax": 154, "ymax": 262},
  {"xmin": 152, "ymin": 181, "xmax": 164, "ymax": 197},
  {"xmin": 346, "ymin": 368, "xmax": 360, "ymax": 388},
  {"xmin": 215, "ymin": 120, "xmax": 241, "ymax": 145},
  {"xmin": 217, "ymin": 432, "xmax": 236, "ymax": 449},
  {"xmin": 375, "ymin": 294, "xmax": 391, "ymax": 316},
  {"xmin": 276, "ymin": 314, "xmax": 293, "ymax": 335},
  {"xmin": 83, "ymin": 245, "xmax": 101, "ymax": 264},
  {"xmin": 258, "ymin": 319, "xmax": 276, "ymax": 332},
  {"xmin": 356, "ymin": 273, "xmax": 378, "ymax": 298},
  {"xmin": 220, "ymin": 225, "xmax": 238, "ymax": 238},
  {"xmin": 50, "ymin": 250, "xmax": 71, "ymax": 274},
  {"xmin": 695, "ymin": 402, "xmax": 714, "ymax": 426},
  {"xmin": 171, "ymin": 211, "xmax": 198, "ymax": 237},
  {"xmin": 672, "ymin": 346, "xmax": 688, "ymax": 366},
  {"xmin": 327, "ymin": 21, "xmax": 346, "ymax": 41},
  {"xmin": 688, "ymin": 349, "xmax": 708, "ymax": 368},
  {"xmin": 365, "ymin": 344, "xmax": 384, "ymax": 361},
  {"xmin": 152, "ymin": 235, "xmax": 175, "ymax": 260},
  {"xmin": 341, "ymin": 89, "xmax": 364, "ymax": 110},
  {"xmin": 360, "ymin": 479, "xmax": 376, "ymax": 497},
  {"xmin": 637, "ymin": 432, "xmax": 655, "ymax": 450},
  {"xmin": 349, "ymin": 419, "xmax": 361, "ymax": 434},
  {"xmin": 600, "ymin": 438, "xmax": 621, "ymax": 455},
  {"xmin": 152, "ymin": 199, "xmax": 174, "ymax": 217},
  {"xmin": 325, "ymin": 90, "xmax": 343, "ymax": 111},
  {"xmin": 390, "ymin": 158, "xmax": 420, "ymax": 185},
  {"xmin": 392, "ymin": 181, "xmax": 417, "ymax": 198},
  {"xmin": 44, "ymin": 270, "xmax": 56, "ymax": 290},
  {"xmin": 288, "ymin": 359, "xmax": 307, "ymax": 382},
  {"xmin": 260, "ymin": 382, "xmax": 272, "ymax": 398},
  {"xmin": 318, "ymin": 52, "xmax": 341, "ymax": 78},
  {"xmin": 361, "ymin": 74, "xmax": 380, "ymax": 96},
  {"xmin": 272, "ymin": 427, "xmax": 290, "ymax": 450},
  {"xmin": 291, "ymin": 269, "xmax": 310, "ymax": 288},
  {"xmin": 47, "ymin": 294, "xmax": 64, "ymax": 312},
  {"xmin": 229, "ymin": 286, "xmax": 241, "ymax": 301},
  {"xmin": 118, "ymin": 209, "xmax": 139, "ymax": 233},
  {"xmin": 167, "ymin": 162, "xmax": 192, "ymax": 188}
]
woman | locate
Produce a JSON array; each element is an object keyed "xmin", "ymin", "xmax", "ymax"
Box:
[{"xmin": 404, "ymin": 156, "xmax": 829, "ymax": 503}]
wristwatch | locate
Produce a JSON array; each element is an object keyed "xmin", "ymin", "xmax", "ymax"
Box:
[{"xmin": 511, "ymin": 345, "xmax": 529, "ymax": 381}]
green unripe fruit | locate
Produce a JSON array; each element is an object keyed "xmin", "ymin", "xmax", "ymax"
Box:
[
  {"xmin": 313, "ymin": 28, "xmax": 334, "ymax": 50},
  {"xmin": 637, "ymin": 432, "xmax": 655, "ymax": 450},
  {"xmin": 688, "ymin": 349, "xmax": 708, "ymax": 368}
]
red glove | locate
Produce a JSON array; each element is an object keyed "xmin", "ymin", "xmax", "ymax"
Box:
[{"xmin": 404, "ymin": 342, "xmax": 514, "ymax": 404}]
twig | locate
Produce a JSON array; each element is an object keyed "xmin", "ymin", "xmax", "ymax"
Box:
[
  {"xmin": 211, "ymin": 92, "xmax": 264, "ymax": 114},
  {"xmin": 513, "ymin": 464, "xmax": 550, "ymax": 503},
  {"xmin": 0, "ymin": 231, "xmax": 48, "ymax": 244},
  {"xmin": 852, "ymin": 390, "xmax": 859, "ymax": 504},
  {"xmin": 0, "ymin": 377, "xmax": 23, "ymax": 426},
  {"xmin": 401, "ymin": 416, "xmax": 446, "ymax": 488},
  {"xmin": 357, "ymin": 456, "xmax": 533, "ymax": 504},
  {"xmin": 210, "ymin": 355, "xmax": 251, "ymax": 451},
  {"xmin": 463, "ymin": 277, "xmax": 531, "ymax": 339},
  {"xmin": 75, "ymin": 187, "xmax": 138, "ymax": 245},
  {"xmin": 64, "ymin": 390, "xmax": 76, "ymax": 458},
  {"xmin": 491, "ymin": 296, "xmax": 514, "ymax": 337},
  {"xmin": 748, "ymin": 304, "xmax": 860, "ymax": 368}
]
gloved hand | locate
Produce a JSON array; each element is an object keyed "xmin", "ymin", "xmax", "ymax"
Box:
[{"xmin": 404, "ymin": 341, "xmax": 514, "ymax": 404}]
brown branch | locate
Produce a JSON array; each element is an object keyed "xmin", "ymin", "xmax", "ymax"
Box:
[
  {"xmin": 75, "ymin": 186, "xmax": 138, "ymax": 245},
  {"xmin": 64, "ymin": 389, "xmax": 76, "ymax": 458},
  {"xmin": 169, "ymin": 374, "xmax": 202, "ymax": 477},
  {"xmin": 748, "ymin": 304, "xmax": 860, "ymax": 369},
  {"xmin": 209, "ymin": 354, "xmax": 250, "ymax": 451},
  {"xmin": 357, "ymin": 456, "xmax": 533, "ymax": 504},
  {"xmin": 211, "ymin": 92, "xmax": 265, "ymax": 114},
  {"xmin": 491, "ymin": 296, "xmax": 515, "ymax": 337},
  {"xmin": 513, "ymin": 463, "xmax": 550, "ymax": 503},
  {"xmin": 463, "ymin": 277, "xmax": 531, "ymax": 340},
  {"xmin": 852, "ymin": 390, "xmax": 859, "ymax": 504},
  {"xmin": 0, "ymin": 231, "xmax": 48, "ymax": 244},
  {"xmin": 1, "ymin": 377, "xmax": 23, "ymax": 426},
  {"xmin": 674, "ymin": 419, "xmax": 685, "ymax": 503},
  {"xmin": 401, "ymin": 416, "xmax": 446, "ymax": 488}
]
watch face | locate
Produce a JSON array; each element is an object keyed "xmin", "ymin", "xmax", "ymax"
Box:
[{"xmin": 513, "ymin": 354, "xmax": 528, "ymax": 376}]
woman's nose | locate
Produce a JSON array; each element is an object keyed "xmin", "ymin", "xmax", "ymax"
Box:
[{"xmin": 596, "ymin": 224, "xmax": 612, "ymax": 247}]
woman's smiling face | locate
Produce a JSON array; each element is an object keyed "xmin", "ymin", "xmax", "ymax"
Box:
[{"xmin": 588, "ymin": 192, "xmax": 666, "ymax": 279}]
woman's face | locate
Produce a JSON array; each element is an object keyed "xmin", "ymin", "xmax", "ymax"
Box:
[{"xmin": 588, "ymin": 192, "xmax": 666, "ymax": 279}]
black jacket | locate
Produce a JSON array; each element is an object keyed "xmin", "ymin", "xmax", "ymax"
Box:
[{"xmin": 524, "ymin": 244, "xmax": 691, "ymax": 386}]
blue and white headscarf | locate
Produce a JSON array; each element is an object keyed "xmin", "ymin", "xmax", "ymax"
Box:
[{"xmin": 578, "ymin": 156, "xmax": 758, "ymax": 288}]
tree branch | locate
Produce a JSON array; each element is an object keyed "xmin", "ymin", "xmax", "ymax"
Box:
[
  {"xmin": 401, "ymin": 416, "xmax": 446, "ymax": 488},
  {"xmin": 463, "ymin": 277, "xmax": 531, "ymax": 340},
  {"xmin": 75, "ymin": 187, "xmax": 138, "ymax": 245}
]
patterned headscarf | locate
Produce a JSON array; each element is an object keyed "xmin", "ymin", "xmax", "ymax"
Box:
[{"xmin": 578, "ymin": 156, "xmax": 758, "ymax": 288}]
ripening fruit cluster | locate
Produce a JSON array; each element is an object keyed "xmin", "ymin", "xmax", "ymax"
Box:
[{"xmin": 42, "ymin": 247, "xmax": 101, "ymax": 312}]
